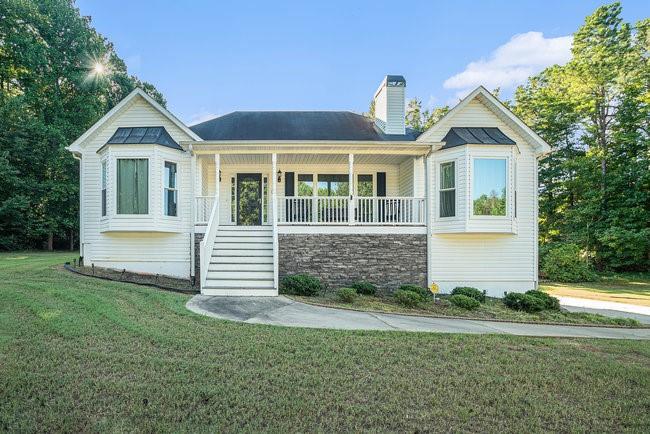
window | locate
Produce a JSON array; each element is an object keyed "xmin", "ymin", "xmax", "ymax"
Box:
[
  {"xmin": 101, "ymin": 161, "xmax": 107, "ymax": 217},
  {"xmin": 230, "ymin": 177, "xmax": 236, "ymax": 223},
  {"xmin": 357, "ymin": 174, "xmax": 373, "ymax": 197},
  {"xmin": 439, "ymin": 162, "xmax": 455, "ymax": 217},
  {"xmin": 163, "ymin": 161, "xmax": 177, "ymax": 216},
  {"xmin": 263, "ymin": 176, "xmax": 268, "ymax": 223},
  {"xmin": 317, "ymin": 174, "xmax": 349, "ymax": 196},
  {"xmin": 473, "ymin": 158, "xmax": 507, "ymax": 216},
  {"xmin": 297, "ymin": 174, "xmax": 313, "ymax": 196},
  {"xmin": 117, "ymin": 158, "xmax": 148, "ymax": 214}
]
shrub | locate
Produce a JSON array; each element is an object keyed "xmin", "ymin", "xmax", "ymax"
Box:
[
  {"xmin": 449, "ymin": 294, "xmax": 480, "ymax": 310},
  {"xmin": 393, "ymin": 289, "xmax": 424, "ymax": 307},
  {"xmin": 336, "ymin": 287, "xmax": 357, "ymax": 303},
  {"xmin": 451, "ymin": 287, "xmax": 486, "ymax": 303},
  {"xmin": 280, "ymin": 274, "xmax": 322, "ymax": 296},
  {"xmin": 398, "ymin": 284, "xmax": 429, "ymax": 298},
  {"xmin": 351, "ymin": 281, "xmax": 377, "ymax": 296},
  {"xmin": 541, "ymin": 243, "xmax": 597, "ymax": 282},
  {"xmin": 525, "ymin": 290, "xmax": 560, "ymax": 311},
  {"xmin": 503, "ymin": 292, "xmax": 545, "ymax": 313}
]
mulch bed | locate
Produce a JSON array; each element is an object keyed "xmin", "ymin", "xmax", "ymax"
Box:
[{"xmin": 64, "ymin": 262, "xmax": 198, "ymax": 294}]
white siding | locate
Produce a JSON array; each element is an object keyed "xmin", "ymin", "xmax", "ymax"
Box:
[
  {"xmin": 428, "ymin": 97, "xmax": 538, "ymax": 296},
  {"xmin": 398, "ymin": 158, "xmax": 414, "ymax": 196},
  {"xmin": 79, "ymin": 96, "xmax": 195, "ymax": 278}
]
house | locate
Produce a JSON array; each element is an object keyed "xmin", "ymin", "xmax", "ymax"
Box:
[{"xmin": 67, "ymin": 75, "xmax": 551, "ymax": 297}]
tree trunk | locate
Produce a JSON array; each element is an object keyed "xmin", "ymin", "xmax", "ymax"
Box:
[
  {"xmin": 69, "ymin": 230, "xmax": 74, "ymax": 251},
  {"xmin": 47, "ymin": 233, "xmax": 54, "ymax": 251}
]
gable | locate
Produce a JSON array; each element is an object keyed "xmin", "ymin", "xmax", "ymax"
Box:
[
  {"xmin": 418, "ymin": 88, "xmax": 551, "ymax": 155},
  {"xmin": 67, "ymin": 89, "xmax": 200, "ymax": 153}
]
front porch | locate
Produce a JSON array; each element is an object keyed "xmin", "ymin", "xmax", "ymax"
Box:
[{"xmin": 189, "ymin": 144, "xmax": 432, "ymax": 295}]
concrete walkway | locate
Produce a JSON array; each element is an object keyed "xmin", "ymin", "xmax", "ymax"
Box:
[
  {"xmin": 558, "ymin": 296, "xmax": 650, "ymax": 324},
  {"xmin": 187, "ymin": 295, "xmax": 650, "ymax": 340}
]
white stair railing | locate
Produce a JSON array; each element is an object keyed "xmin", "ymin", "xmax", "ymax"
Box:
[
  {"xmin": 194, "ymin": 196, "xmax": 215, "ymax": 224},
  {"xmin": 199, "ymin": 197, "xmax": 219, "ymax": 289}
]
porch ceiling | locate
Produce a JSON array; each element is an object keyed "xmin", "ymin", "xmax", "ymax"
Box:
[{"xmin": 216, "ymin": 153, "xmax": 414, "ymax": 165}]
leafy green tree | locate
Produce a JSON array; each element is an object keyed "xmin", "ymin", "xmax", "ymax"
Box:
[
  {"xmin": 0, "ymin": 0, "xmax": 165, "ymax": 250},
  {"xmin": 514, "ymin": 2, "xmax": 649, "ymax": 271}
]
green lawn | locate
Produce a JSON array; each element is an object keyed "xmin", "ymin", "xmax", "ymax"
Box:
[
  {"xmin": 1, "ymin": 252, "xmax": 650, "ymax": 432},
  {"xmin": 542, "ymin": 273, "xmax": 650, "ymax": 307}
]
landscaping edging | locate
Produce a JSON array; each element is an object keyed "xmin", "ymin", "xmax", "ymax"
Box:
[
  {"xmin": 64, "ymin": 263, "xmax": 199, "ymax": 295},
  {"xmin": 285, "ymin": 295, "xmax": 647, "ymax": 329}
]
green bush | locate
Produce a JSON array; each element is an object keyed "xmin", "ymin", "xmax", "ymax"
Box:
[
  {"xmin": 451, "ymin": 287, "xmax": 486, "ymax": 303},
  {"xmin": 336, "ymin": 287, "xmax": 357, "ymax": 303},
  {"xmin": 280, "ymin": 274, "xmax": 322, "ymax": 296},
  {"xmin": 503, "ymin": 292, "xmax": 545, "ymax": 313},
  {"xmin": 351, "ymin": 281, "xmax": 377, "ymax": 296},
  {"xmin": 526, "ymin": 290, "xmax": 560, "ymax": 310},
  {"xmin": 541, "ymin": 243, "xmax": 597, "ymax": 282},
  {"xmin": 398, "ymin": 284, "xmax": 429, "ymax": 298},
  {"xmin": 449, "ymin": 294, "xmax": 480, "ymax": 310},
  {"xmin": 393, "ymin": 289, "xmax": 424, "ymax": 308}
]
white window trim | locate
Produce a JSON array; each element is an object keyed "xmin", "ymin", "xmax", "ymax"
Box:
[
  {"xmin": 162, "ymin": 160, "xmax": 180, "ymax": 219},
  {"xmin": 114, "ymin": 156, "xmax": 151, "ymax": 217},
  {"xmin": 436, "ymin": 159, "xmax": 458, "ymax": 219},
  {"xmin": 100, "ymin": 158, "xmax": 108, "ymax": 219},
  {"xmin": 469, "ymin": 155, "xmax": 511, "ymax": 220}
]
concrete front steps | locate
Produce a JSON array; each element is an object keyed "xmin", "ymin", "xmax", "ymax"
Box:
[{"xmin": 202, "ymin": 226, "xmax": 277, "ymax": 296}]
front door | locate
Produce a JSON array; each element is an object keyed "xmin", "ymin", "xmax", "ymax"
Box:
[{"xmin": 236, "ymin": 173, "xmax": 262, "ymax": 225}]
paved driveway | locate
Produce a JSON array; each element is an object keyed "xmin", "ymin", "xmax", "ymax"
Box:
[{"xmin": 187, "ymin": 295, "xmax": 650, "ymax": 340}]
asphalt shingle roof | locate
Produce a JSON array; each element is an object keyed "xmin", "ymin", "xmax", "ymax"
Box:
[{"xmin": 189, "ymin": 111, "xmax": 419, "ymax": 142}]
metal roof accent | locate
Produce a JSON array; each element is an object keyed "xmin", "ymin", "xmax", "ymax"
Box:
[
  {"xmin": 441, "ymin": 127, "xmax": 516, "ymax": 149},
  {"xmin": 102, "ymin": 126, "xmax": 183, "ymax": 151},
  {"xmin": 189, "ymin": 111, "xmax": 420, "ymax": 142}
]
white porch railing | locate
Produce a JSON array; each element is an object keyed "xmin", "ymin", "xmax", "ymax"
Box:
[
  {"xmin": 277, "ymin": 196, "xmax": 425, "ymax": 225},
  {"xmin": 195, "ymin": 196, "xmax": 215, "ymax": 224}
]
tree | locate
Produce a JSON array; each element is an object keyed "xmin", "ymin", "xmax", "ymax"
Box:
[
  {"xmin": 514, "ymin": 2, "xmax": 649, "ymax": 271},
  {"xmin": 0, "ymin": 0, "xmax": 166, "ymax": 250},
  {"xmin": 404, "ymin": 98, "xmax": 450, "ymax": 132}
]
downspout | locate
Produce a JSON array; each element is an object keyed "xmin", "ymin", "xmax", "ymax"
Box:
[
  {"xmin": 72, "ymin": 153, "xmax": 84, "ymax": 259},
  {"xmin": 189, "ymin": 144, "xmax": 196, "ymax": 284}
]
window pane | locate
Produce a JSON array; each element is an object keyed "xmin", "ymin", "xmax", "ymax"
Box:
[
  {"xmin": 357, "ymin": 174, "xmax": 373, "ymax": 197},
  {"xmin": 440, "ymin": 190, "xmax": 455, "ymax": 217},
  {"xmin": 298, "ymin": 174, "xmax": 313, "ymax": 196},
  {"xmin": 263, "ymin": 176, "xmax": 268, "ymax": 223},
  {"xmin": 473, "ymin": 159, "xmax": 506, "ymax": 216},
  {"xmin": 230, "ymin": 177, "xmax": 236, "ymax": 222},
  {"xmin": 317, "ymin": 174, "xmax": 349, "ymax": 196},
  {"xmin": 164, "ymin": 189, "xmax": 177, "ymax": 216},
  {"xmin": 440, "ymin": 162, "xmax": 455, "ymax": 189},
  {"xmin": 101, "ymin": 162, "xmax": 107, "ymax": 217},
  {"xmin": 164, "ymin": 162, "xmax": 176, "ymax": 188},
  {"xmin": 117, "ymin": 159, "xmax": 148, "ymax": 214}
]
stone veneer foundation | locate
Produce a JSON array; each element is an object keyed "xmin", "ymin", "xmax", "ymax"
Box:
[{"xmin": 278, "ymin": 233, "xmax": 427, "ymax": 292}]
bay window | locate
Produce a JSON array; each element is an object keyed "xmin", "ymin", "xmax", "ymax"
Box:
[
  {"xmin": 473, "ymin": 158, "xmax": 507, "ymax": 216},
  {"xmin": 117, "ymin": 158, "xmax": 148, "ymax": 215},
  {"xmin": 101, "ymin": 160, "xmax": 107, "ymax": 217}
]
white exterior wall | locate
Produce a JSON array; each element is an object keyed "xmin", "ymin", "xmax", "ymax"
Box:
[
  {"xmin": 428, "ymin": 98, "xmax": 538, "ymax": 296},
  {"xmin": 78, "ymin": 96, "xmax": 194, "ymax": 278},
  {"xmin": 374, "ymin": 82, "xmax": 406, "ymax": 135}
]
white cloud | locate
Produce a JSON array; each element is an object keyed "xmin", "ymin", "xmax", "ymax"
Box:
[
  {"xmin": 186, "ymin": 110, "xmax": 221, "ymax": 126},
  {"xmin": 443, "ymin": 32, "xmax": 572, "ymax": 97}
]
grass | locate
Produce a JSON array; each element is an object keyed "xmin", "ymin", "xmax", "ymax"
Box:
[
  {"xmin": 293, "ymin": 292, "xmax": 641, "ymax": 327},
  {"xmin": 541, "ymin": 273, "xmax": 650, "ymax": 307},
  {"xmin": 1, "ymin": 252, "xmax": 649, "ymax": 432}
]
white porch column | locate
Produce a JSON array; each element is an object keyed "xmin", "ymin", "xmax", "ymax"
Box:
[
  {"xmin": 190, "ymin": 149, "xmax": 197, "ymax": 277},
  {"xmin": 271, "ymin": 153, "xmax": 279, "ymax": 290},
  {"xmin": 424, "ymin": 152, "xmax": 433, "ymax": 287},
  {"xmin": 214, "ymin": 154, "xmax": 220, "ymax": 223},
  {"xmin": 348, "ymin": 153, "xmax": 354, "ymax": 225}
]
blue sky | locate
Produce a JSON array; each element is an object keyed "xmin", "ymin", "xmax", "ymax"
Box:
[{"xmin": 76, "ymin": 0, "xmax": 648, "ymax": 125}]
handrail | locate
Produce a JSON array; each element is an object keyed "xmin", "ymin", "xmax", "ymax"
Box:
[
  {"xmin": 199, "ymin": 194, "xmax": 219, "ymax": 289},
  {"xmin": 194, "ymin": 196, "xmax": 215, "ymax": 224},
  {"xmin": 276, "ymin": 196, "xmax": 426, "ymax": 225}
]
